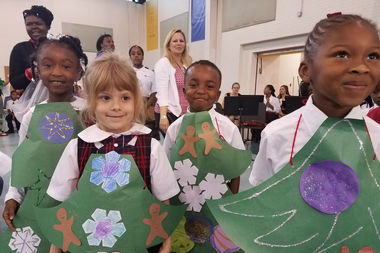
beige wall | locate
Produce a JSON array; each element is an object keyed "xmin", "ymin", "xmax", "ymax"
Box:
[{"xmin": 0, "ymin": 0, "xmax": 145, "ymax": 80}]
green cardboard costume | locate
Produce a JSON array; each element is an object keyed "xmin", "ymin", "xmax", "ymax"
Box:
[
  {"xmin": 34, "ymin": 152, "xmax": 185, "ymax": 252},
  {"xmin": 0, "ymin": 103, "xmax": 84, "ymax": 252},
  {"xmin": 169, "ymin": 111, "xmax": 252, "ymax": 253},
  {"xmin": 208, "ymin": 118, "xmax": 380, "ymax": 252}
]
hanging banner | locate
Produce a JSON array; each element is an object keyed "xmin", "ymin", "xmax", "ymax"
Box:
[
  {"xmin": 146, "ymin": 0, "xmax": 158, "ymax": 51},
  {"xmin": 191, "ymin": 0, "xmax": 206, "ymax": 42}
]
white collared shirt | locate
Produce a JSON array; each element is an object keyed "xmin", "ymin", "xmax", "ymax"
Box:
[
  {"xmin": 134, "ymin": 66, "xmax": 156, "ymax": 97},
  {"xmin": 5, "ymin": 99, "xmax": 19, "ymax": 112},
  {"xmin": 263, "ymin": 95, "xmax": 281, "ymax": 113},
  {"xmin": 5, "ymin": 96, "xmax": 86, "ymax": 204},
  {"xmin": 163, "ymin": 107, "xmax": 247, "ymax": 158},
  {"xmin": 47, "ymin": 123, "xmax": 179, "ymax": 202},
  {"xmin": 249, "ymin": 96, "xmax": 380, "ymax": 187}
]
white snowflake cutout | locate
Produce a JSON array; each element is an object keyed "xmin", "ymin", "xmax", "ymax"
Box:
[
  {"xmin": 178, "ymin": 185, "xmax": 205, "ymax": 212},
  {"xmin": 174, "ymin": 159, "xmax": 199, "ymax": 187},
  {"xmin": 9, "ymin": 226, "xmax": 41, "ymax": 253},
  {"xmin": 82, "ymin": 208, "xmax": 126, "ymax": 248},
  {"xmin": 199, "ymin": 173, "xmax": 228, "ymax": 200}
]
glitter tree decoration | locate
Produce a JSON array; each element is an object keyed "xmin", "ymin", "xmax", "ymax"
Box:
[{"xmin": 208, "ymin": 119, "xmax": 380, "ymax": 252}]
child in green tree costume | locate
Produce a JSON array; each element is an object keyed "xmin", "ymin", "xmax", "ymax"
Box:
[
  {"xmin": 163, "ymin": 60, "xmax": 252, "ymax": 252},
  {"xmin": 1, "ymin": 35, "xmax": 88, "ymax": 252},
  {"xmin": 207, "ymin": 14, "xmax": 380, "ymax": 252},
  {"xmin": 43, "ymin": 54, "xmax": 184, "ymax": 252}
]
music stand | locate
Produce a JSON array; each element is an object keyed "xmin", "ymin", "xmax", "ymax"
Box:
[{"xmin": 224, "ymin": 95, "xmax": 264, "ymax": 131}]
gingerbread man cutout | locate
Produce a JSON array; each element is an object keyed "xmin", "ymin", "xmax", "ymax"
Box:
[
  {"xmin": 142, "ymin": 203, "xmax": 169, "ymax": 246},
  {"xmin": 179, "ymin": 125, "xmax": 200, "ymax": 158},
  {"xmin": 198, "ymin": 122, "xmax": 222, "ymax": 155},
  {"xmin": 53, "ymin": 208, "xmax": 81, "ymax": 251}
]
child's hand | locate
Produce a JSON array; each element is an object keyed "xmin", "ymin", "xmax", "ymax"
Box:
[
  {"xmin": 3, "ymin": 199, "xmax": 20, "ymax": 231},
  {"xmin": 158, "ymin": 236, "xmax": 172, "ymax": 253},
  {"xmin": 50, "ymin": 244, "xmax": 62, "ymax": 253},
  {"xmin": 160, "ymin": 118, "xmax": 169, "ymax": 133}
]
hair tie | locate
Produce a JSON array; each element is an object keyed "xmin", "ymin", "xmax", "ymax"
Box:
[
  {"xmin": 327, "ymin": 12, "xmax": 342, "ymax": 18},
  {"xmin": 47, "ymin": 33, "xmax": 69, "ymax": 40}
]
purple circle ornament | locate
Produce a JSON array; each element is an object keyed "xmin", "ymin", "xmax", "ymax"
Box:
[
  {"xmin": 39, "ymin": 112, "xmax": 74, "ymax": 144},
  {"xmin": 299, "ymin": 160, "xmax": 359, "ymax": 214}
]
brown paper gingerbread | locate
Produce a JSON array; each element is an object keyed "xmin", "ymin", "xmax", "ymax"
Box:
[
  {"xmin": 142, "ymin": 203, "xmax": 169, "ymax": 246},
  {"xmin": 198, "ymin": 122, "xmax": 222, "ymax": 155},
  {"xmin": 53, "ymin": 208, "xmax": 81, "ymax": 251},
  {"xmin": 179, "ymin": 125, "xmax": 200, "ymax": 158}
]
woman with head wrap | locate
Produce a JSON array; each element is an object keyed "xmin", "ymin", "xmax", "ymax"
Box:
[{"xmin": 9, "ymin": 5, "xmax": 54, "ymax": 90}]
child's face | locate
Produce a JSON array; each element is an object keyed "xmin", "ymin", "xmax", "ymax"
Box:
[
  {"xmin": 95, "ymin": 87, "xmax": 135, "ymax": 134},
  {"xmin": 184, "ymin": 65, "xmax": 221, "ymax": 112},
  {"xmin": 37, "ymin": 44, "xmax": 80, "ymax": 99},
  {"xmin": 264, "ymin": 87, "xmax": 271, "ymax": 96},
  {"xmin": 371, "ymin": 84, "xmax": 380, "ymax": 106},
  {"xmin": 101, "ymin": 36, "xmax": 115, "ymax": 52},
  {"xmin": 10, "ymin": 92, "xmax": 17, "ymax": 101},
  {"xmin": 130, "ymin": 47, "xmax": 143, "ymax": 67},
  {"xmin": 299, "ymin": 22, "xmax": 380, "ymax": 116}
]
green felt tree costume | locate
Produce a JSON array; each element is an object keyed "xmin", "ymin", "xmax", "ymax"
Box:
[
  {"xmin": 169, "ymin": 111, "xmax": 252, "ymax": 252},
  {"xmin": 34, "ymin": 152, "xmax": 185, "ymax": 252},
  {"xmin": 208, "ymin": 118, "xmax": 380, "ymax": 252},
  {"xmin": 0, "ymin": 102, "xmax": 84, "ymax": 252}
]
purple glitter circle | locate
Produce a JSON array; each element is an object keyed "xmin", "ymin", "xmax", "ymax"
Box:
[
  {"xmin": 39, "ymin": 112, "xmax": 74, "ymax": 144},
  {"xmin": 300, "ymin": 160, "xmax": 359, "ymax": 214}
]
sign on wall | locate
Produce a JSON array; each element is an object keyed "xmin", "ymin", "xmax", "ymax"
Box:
[
  {"xmin": 62, "ymin": 23, "xmax": 113, "ymax": 52},
  {"xmin": 160, "ymin": 12, "xmax": 189, "ymax": 51},
  {"xmin": 146, "ymin": 0, "xmax": 158, "ymax": 51},
  {"xmin": 191, "ymin": 0, "xmax": 206, "ymax": 42},
  {"xmin": 222, "ymin": 0, "xmax": 276, "ymax": 32}
]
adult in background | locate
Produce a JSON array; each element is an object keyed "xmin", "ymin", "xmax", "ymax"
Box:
[
  {"xmin": 263, "ymin": 84, "xmax": 281, "ymax": 123},
  {"xmin": 223, "ymin": 82, "xmax": 242, "ymax": 125},
  {"xmin": 277, "ymin": 84, "xmax": 290, "ymax": 117},
  {"xmin": 95, "ymin": 34, "xmax": 115, "ymax": 58},
  {"xmin": 154, "ymin": 29, "xmax": 192, "ymax": 134},
  {"xmin": 9, "ymin": 5, "xmax": 53, "ymax": 91},
  {"xmin": 129, "ymin": 45, "xmax": 159, "ymax": 139}
]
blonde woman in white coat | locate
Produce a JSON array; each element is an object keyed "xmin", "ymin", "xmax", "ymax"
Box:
[{"xmin": 154, "ymin": 29, "xmax": 192, "ymax": 134}]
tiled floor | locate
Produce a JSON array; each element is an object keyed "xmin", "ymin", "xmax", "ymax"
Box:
[{"xmin": 0, "ymin": 133, "xmax": 19, "ymax": 158}]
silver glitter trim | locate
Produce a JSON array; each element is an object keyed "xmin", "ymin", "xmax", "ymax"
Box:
[
  {"xmin": 217, "ymin": 119, "xmax": 374, "ymax": 249},
  {"xmin": 368, "ymin": 207, "xmax": 380, "ymax": 240}
]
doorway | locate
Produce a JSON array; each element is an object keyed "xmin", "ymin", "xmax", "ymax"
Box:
[{"xmin": 255, "ymin": 49, "xmax": 303, "ymax": 96}]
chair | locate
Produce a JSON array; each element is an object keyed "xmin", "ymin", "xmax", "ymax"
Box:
[{"xmin": 241, "ymin": 102, "xmax": 266, "ymax": 143}]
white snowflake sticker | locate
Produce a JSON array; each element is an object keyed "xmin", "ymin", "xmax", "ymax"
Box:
[
  {"xmin": 174, "ymin": 159, "xmax": 199, "ymax": 186},
  {"xmin": 179, "ymin": 185, "xmax": 205, "ymax": 212},
  {"xmin": 199, "ymin": 173, "xmax": 228, "ymax": 200},
  {"xmin": 8, "ymin": 226, "xmax": 41, "ymax": 253}
]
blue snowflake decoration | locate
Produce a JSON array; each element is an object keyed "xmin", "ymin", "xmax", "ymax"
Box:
[
  {"xmin": 90, "ymin": 151, "xmax": 131, "ymax": 193},
  {"xmin": 39, "ymin": 112, "xmax": 74, "ymax": 144},
  {"xmin": 82, "ymin": 208, "xmax": 126, "ymax": 248}
]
